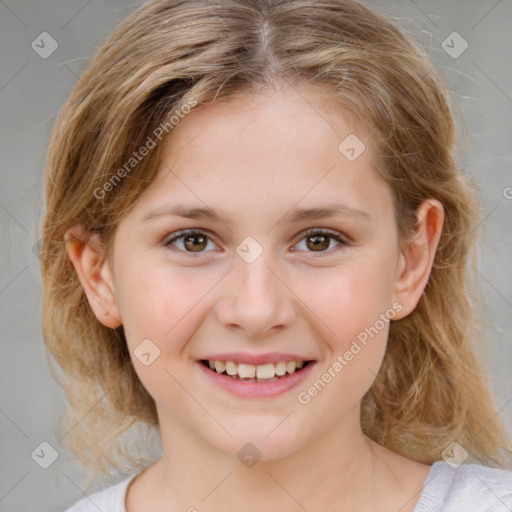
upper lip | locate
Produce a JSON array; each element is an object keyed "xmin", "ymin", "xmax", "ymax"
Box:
[{"xmin": 199, "ymin": 352, "xmax": 315, "ymax": 366}]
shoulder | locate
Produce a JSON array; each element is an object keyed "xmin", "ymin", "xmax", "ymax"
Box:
[
  {"xmin": 415, "ymin": 461, "xmax": 512, "ymax": 512},
  {"xmin": 61, "ymin": 473, "xmax": 138, "ymax": 512}
]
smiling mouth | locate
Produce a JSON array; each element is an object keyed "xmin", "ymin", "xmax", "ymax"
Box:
[{"xmin": 199, "ymin": 359, "xmax": 314, "ymax": 382}]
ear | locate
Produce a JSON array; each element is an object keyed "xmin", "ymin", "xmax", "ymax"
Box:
[
  {"xmin": 64, "ymin": 224, "xmax": 122, "ymax": 328},
  {"xmin": 391, "ymin": 199, "xmax": 444, "ymax": 320}
]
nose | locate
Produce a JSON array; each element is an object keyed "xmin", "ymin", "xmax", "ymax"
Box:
[{"xmin": 214, "ymin": 251, "xmax": 296, "ymax": 338}]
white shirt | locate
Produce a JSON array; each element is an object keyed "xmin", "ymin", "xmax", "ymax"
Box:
[{"xmin": 62, "ymin": 460, "xmax": 512, "ymax": 511}]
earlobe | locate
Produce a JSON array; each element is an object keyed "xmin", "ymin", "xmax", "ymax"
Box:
[
  {"xmin": 64, "ymin": 224, "xmax": 122, "ymax": 328},
  {"xmin": 391, "ymin": 199, "xmax": 444, "ymax": 320}
]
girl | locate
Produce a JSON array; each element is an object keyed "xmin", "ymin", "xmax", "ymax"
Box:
[{"xmin": 39, "ymin": 0, "xmax": 512, "ymax": 511}]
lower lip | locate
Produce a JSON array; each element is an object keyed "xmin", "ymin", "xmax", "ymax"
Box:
[{"xmin": 197, "ymin": 361, "xmax": 316, "ymax": 398}]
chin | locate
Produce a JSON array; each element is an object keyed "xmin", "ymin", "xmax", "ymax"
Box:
[{"xmin": 206, "ymin": 420, "xmax": 309, "ymax": 463}]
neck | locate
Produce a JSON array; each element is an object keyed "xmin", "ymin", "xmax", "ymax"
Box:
[{"xmin": 153, "ymin": 406, "xmax": 377, "ymax": 512}]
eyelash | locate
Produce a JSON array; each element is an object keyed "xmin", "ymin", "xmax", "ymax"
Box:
[{"xmin": 163, "ymin": 228, "xmax": 348, "ymax": 256}]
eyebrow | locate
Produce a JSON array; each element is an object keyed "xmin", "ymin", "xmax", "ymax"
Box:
[{"xmin": 142, "ymin": 203, "xmax": 372, "ymax": 223}]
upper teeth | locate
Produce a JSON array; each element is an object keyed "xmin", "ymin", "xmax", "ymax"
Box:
[{"xmin": 208, "ymin": 360, "xmax": 305, "ymax": 378}]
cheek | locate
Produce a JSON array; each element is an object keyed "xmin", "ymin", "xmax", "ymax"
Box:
[
  {"xmin": 117, "ymin": 263, "xmax": 214, "ymax": 405},
  {"xmin": 118, "ymin": 262, "xmax": 218, "ymax": 353},
  {"xmin": 298, "ymin": 271, "xmax": 392, "ymax": 413},
  {"xmin": 303, "ymin": 257, "xmax": 393, "ymax": 340},
  {"xmin": 118, "ymin": 263, "xmax": 176, "ymax": 331},
  {"xmin": 299, "ymin": 255, "xmax": 394, "ymax": 395}
]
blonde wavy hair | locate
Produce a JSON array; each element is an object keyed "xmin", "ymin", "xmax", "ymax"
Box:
[{"xmin": 39, "ymin": 0, "xmax": 512, "ymax": 481}]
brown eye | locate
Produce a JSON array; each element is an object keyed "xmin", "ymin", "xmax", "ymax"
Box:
[
  {"xmin": 306, "ymin": 234, "xmax": 330, "ymax": 251},
  {"xmin": 183, "ymin": 234, "xmax": 208, "ymax": 252},
  {"xmin": 294, "ymin": 229, "xmax": 347, "ymax": 254},
  {"xmin": 165, "ymin": 230, "xmax": 215, "ymax": 253}
]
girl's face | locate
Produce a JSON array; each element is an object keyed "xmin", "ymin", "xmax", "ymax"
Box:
[{"xmin": 96, "ymin": 84, "xmax": 429, "ymax": 460}]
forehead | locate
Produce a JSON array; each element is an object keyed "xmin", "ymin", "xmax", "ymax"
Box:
[
  {"xmin": 130, "ymin": 84, "xmax": 392, "ymax": 225},
  {"xmin": 166, "ymin": 84, "xmax": 364, "ymax": 166}
]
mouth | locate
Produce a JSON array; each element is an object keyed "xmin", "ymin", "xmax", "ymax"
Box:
[
  {"xmin": 196, "ymin": 352, "xmax": 317, "ymax": 398},
  {"xmin": 199, "ymin": 359, "xmax": 315, "ymax": 383}
]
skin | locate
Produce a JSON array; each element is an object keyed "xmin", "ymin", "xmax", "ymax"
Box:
[{"xmin": 65, "ymin": 81, "xmax": 444, "ymax": 512}]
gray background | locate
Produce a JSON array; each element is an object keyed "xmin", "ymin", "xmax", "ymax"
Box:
[{"xmin": 1, "ymin": 1, "xmax": 511, "ymax": 511}]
